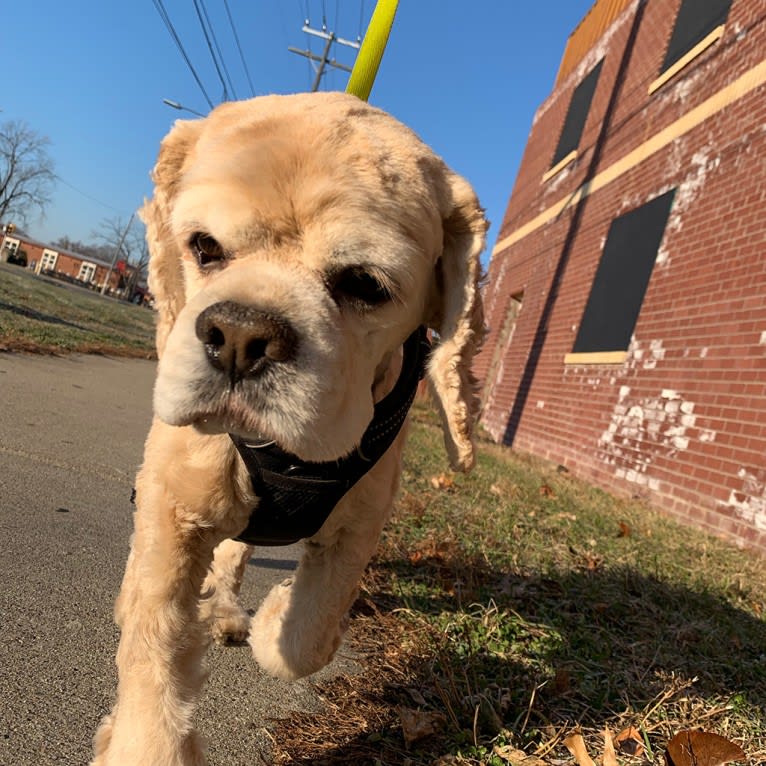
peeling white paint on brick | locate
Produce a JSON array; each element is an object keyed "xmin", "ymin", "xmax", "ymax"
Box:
[
  {"xmin": 598, "ymin": 388, "xmax": 716, "ymax": 488},
  {"xmin": 642, "ymin": 339, "xmax": 666, "ymax": 369},
  {"xmin": 545, "ymin": 161, "xmax": 574, "ymax": 193},
  {"xmin": 661, "ymin": 150, "xmax": 721, "ymax": 249},
  {"xmin": 536, "ymin": 400, "xmax": 545, "ymax": 409},
  {"xmin": 626, "ymin": 339, "xmax": 668, "ymax": 372},
  {"xmin": 700, "ymin": 347, "xmax": 709, "ymax": 358},
  {"xmin": 655, "ymin": 244, "xmax": 671, "ymax": 266},
  {"xmin": 722, "ymin": 469, "xmax": 766, "ymax": 531},
  {"xmin": 759, "ymin": 331, "xmax": 766, "ymax": 346},
  {"xmin": 732, "ymin": 21, "xmax": 747, "ymax": 42},
  {"xmin": 674, "ymin": 152, "xmax": 721, "ymax": 219}
]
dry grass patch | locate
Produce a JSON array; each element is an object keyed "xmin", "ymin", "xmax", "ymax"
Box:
[{"xmin": 271, "ymin": 402, "xmax": 766, "ymax": 765}]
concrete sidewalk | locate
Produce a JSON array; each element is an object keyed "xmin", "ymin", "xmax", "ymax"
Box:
[{"xmin": 0, "ymin": 353, "xmax": 357, "ymax": 765}]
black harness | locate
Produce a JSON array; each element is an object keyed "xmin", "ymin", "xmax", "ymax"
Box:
[{"xmin": 230, "ymin": 326, "xmax": 430, "ymax": 546}]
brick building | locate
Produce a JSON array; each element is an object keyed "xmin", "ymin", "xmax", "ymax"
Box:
[
  {"xmin": 477, "ymin": 0, "xmax": 766, "ymax": 550},
  {"xmin": 1, "ymin": 230, "xmax": 141, "ymax": 298}
]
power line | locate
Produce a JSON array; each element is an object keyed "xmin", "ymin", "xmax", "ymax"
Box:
[
  {"xmin": 192, "ymin": 0, "xmax": 229, "ymax": 100},
  {"xmin": 151, "ymin": 0, "xmax": 214, "ymax": 109},
  {"xmin": 223, "ymin": 0, "xmax": 256, "ymax": 97},
  {"xmin": 195, "ymin": 0, "xmax": 238, "ymax": 100},
  {"xmin": 53, "ymin": 174, "xmax": 125, "ymax": 214},
  {"xmin": 202, "ymin": 0, "xmax": 239, "ymax": 99}
]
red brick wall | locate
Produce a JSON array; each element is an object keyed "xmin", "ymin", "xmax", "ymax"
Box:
[
  {"xmin": 478, "ymin": 0, "xmax": 766, "ymax": 551},
  {"xmin": 22, "ymin": 239, "xmax": 122, "ymax": 290}
]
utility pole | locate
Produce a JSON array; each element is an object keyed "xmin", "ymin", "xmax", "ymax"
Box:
[{"xmin": 288, "ymin": 22, "xmax": 360, "ymax": 91}]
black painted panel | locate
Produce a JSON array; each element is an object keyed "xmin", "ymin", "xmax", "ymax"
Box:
[
  {"xmin": 572, "ymin": 189, "xmax": 676, "ymax": 354},
  {"xmin": 662, "ymin": 0, "xmax": 732, "ymax": 72},
  {"xmin": 551, "ymin": 60, "xmax": 604, "ymax": 168}
]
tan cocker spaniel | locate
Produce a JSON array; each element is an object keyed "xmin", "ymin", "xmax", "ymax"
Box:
[{"xmin": 92, "ymin": 92, "xmax": 486, "ymax": 765}]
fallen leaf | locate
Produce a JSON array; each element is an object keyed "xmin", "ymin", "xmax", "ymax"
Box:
[
  {"xmin": 398, "ymin": 707, "xmax": 446, "ymax": 745},
  {"xmin": 564, "ymin": 733, "xmax": 597, "ymax": 766},
  {"xmin": 665, "ymin": 730, "xmax": 745, "ymax": 766},
  {"xmin": 492, "ymin": 744, "xmax": 549, "ymax": 765},
  {"xmin": 568, "ymin": 546, "xmax": 603, "ymax": 572},
  {"xmin": 615, "ymin": 726, "xmax": 645, "ymax": 758},
  {"xmin": 539, "ymin": 483, "xmax": 556, "ymax": 498},
  {"xmin": 584, "ymin": 553, "xmax": 602, "ymax": 572},
  {"xmin": 430, "ymin": 473, "xmax": 455, "ymax": 491},
  {"xmin": 602, "ymin": 729, "xmax": 618, "ymax": 766},
  {"xmin": 618, "ymin": 521, "xmax": 632, "ymax": 538}
]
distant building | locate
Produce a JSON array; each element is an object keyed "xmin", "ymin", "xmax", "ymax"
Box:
[
  {"xmin": 1, "ymin": 228, "xmax": 146, "ymax": 301},
  {"xmin": 477, "ymin": 0, "xmax": 766, "ymax": 550}
]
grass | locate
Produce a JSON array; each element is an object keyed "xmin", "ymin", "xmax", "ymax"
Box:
[
  {"xmin": 3, "ymin": 266, "xmax": 763, "ymax": 763},
  {"xmin": 271, "ymin": 402, "xmax": 766, "ymax": 765},
  {"xmin": 0, "ymin": 262, "xmax": 155, "ymax": 356}
]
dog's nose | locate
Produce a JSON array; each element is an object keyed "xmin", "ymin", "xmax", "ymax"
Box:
[{"xmin": 195, "ymin": 301, "xmax": 298, "ymax": 382}]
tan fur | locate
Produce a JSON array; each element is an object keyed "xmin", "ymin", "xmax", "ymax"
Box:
[{"xmin": 92, "ymin": 92, "xmax": 485, "ymax": 765}]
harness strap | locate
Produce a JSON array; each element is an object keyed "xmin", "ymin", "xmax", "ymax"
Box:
[{"xmin": 231, "ymin": 326, "xmax": 430, "ymax": 546}]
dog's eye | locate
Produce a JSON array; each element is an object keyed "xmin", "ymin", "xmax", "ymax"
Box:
[
  {"xmin": 329, "ymin": 266, "xmax": 392, "ymax": 308},
  {"xmin": 190, "ymin": 232, "xmax": 226, "ymax": 267}
]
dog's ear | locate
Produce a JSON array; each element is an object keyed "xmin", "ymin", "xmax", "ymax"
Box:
[
  {"xmin": 424, "ymin": 170, "xmax": 487, "ymax": 472},
  {"xmin": 140, "ymin": 119, "xmax": 203, "ymax": 358}
]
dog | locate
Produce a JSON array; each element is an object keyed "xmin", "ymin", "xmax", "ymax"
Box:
[{"xmin": 91, "ymin": 91, "xmax": 486, "ymax": 765}]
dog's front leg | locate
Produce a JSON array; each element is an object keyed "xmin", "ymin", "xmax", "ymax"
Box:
[
  {"xmin": 199, "ymin": 538, "xmax": 254, "ymax": 644},
  {"xmin": 250, "ymin": 434, "xmax": 406, "ymax": 680},
  {"xmin": 92, "ymin": 428, "xmax": 245, "ymax": 766}
]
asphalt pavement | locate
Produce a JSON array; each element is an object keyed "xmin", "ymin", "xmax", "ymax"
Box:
[{"xmin": 0, "ymin": 352, "xmax": 358, "ymax": 765}]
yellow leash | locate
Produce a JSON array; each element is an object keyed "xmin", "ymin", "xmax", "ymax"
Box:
[{"xmin": 345, "ymin": 0, "xmax": 399, "ymax": 101}]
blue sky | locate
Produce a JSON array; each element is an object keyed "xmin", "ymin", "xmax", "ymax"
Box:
[{"xmin": 6, "ymin": 1, "xmax": 592, "ymax": 259}]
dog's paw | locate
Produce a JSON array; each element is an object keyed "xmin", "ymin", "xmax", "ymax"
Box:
[
  {"xmin": 249, "ymin": 578, "xmax": 349, "ymax": 680},
  {"xmin": 210, "ymin": 606, "xmax": 251, "ymax": 645},
  {"xmin": 199, "ymin": 597, "xmax": 251, "ymax": 645}
]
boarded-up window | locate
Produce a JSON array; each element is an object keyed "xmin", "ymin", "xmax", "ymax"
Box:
[
  {"xmin": 550, "ymin": 60, "xmax": 603, "ymax": 168},
  {"xmin": 662, "ymin": 0, "xmax": 732, "ymax": 73},
  {"xmin": 572, "ymin": 190, "xmax": 676, "ymax": 354}
]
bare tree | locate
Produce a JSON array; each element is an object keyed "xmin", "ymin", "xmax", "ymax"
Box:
[
  {"xmin": 93, "ymin": 215, "xmax": 149, "ymax": 298},
  {"xmin": 93, "ymin": 215, "xmax": 136, "ymax": 263},
  {"xmin": 0, "ymin": 120, "xmax": 56, "ymax": 225},
  {"xmin": 52, "ymin": 235, "xmax": 112, "ymax": 262}
]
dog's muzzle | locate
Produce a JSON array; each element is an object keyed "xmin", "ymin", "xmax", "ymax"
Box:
[
  {"xmin": 231, "ymin": 326, "xmax": 431, "ymax": 546},
  {"xmin": 195, "ymin": 301, "xmax": 298, "ymax": 384}
]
